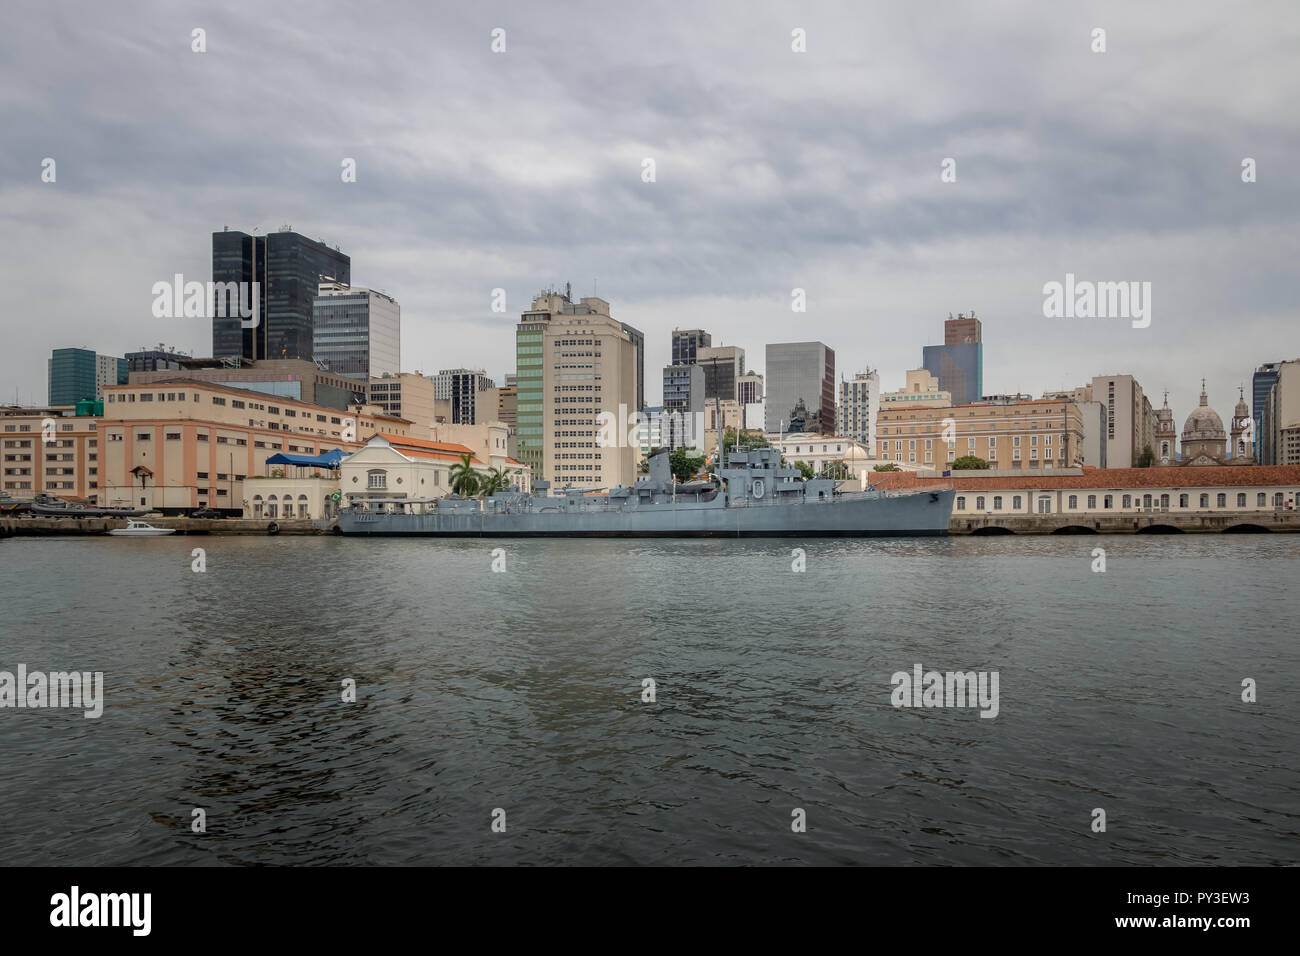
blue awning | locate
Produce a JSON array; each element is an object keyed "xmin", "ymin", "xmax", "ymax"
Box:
[{"xmin": 264, "ymin": 448, "xmax": 346, "ymax": 468}]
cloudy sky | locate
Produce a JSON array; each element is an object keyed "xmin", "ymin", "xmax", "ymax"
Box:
[{"xmin": 4, "ymin": 0, "xmax": 1298, "ymax": 428}]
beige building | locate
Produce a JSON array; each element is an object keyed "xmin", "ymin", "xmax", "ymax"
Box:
[
  {"xmin": 97, "ymin": 379, "xmax": 409, "ymax": 513},
  {"xmin": 877, "ymin": 399, "xmax": 1086, "ymax": 469},
  {"xmin": 368, "ymin": 373, "xmax": 438, "ymax": 434},
  {"xmin": 1074, "ymin": 374, "xmax": 1155, "ymax": 468},
  {"xmin": 427, "ymin": 421, "xmax": 528, "ymax": 488},
  {"xmin": 1, "ymin": 405, "xmax": 99, "ymax": 499},
  {"xmin": 874, "ymin": 464, "xmax": 1300, "ymax": 517},
  {"xmin": 880, "ymin": 369, "xmax": 951, "ymax": 409},
  {"xmin": 130, "ymin": 358, "xmax": 363, "ymax": 410},
  {"xmin": 515, "ymin": 291, "xmax": 638, "ymax": 489}
]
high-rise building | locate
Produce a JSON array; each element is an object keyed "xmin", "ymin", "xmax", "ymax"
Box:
[
  {"xmin": 671, "ymin": 328, "xmax": 711, "ymax": 367},
  {"xmin": 497, "ymin": 374, "xmax": 518, "ymax": 428},
  {"xmin": 312, "ymin": 283, "xmax": 400, "ymax": 380},
  {"xmin": 428, "ymin": 369, "xmax": 495, "ymax": 425},
  {"xmin": 1081, "ymin": 374, "xmax": 1155, "ymax": 468},
  {"xmin": 1253, "ymin": 362, "xmax": 1282, "ymax": 462},
  {"xmin": 737, "ymin": 373, "xmax": 764, "ymax": 406},
  {"xmin": 621, "ymin": 322, "xmax": 645, "ymax": 412},
  {"xmin": 1266, "ymin": 359, "xmax": 1300, "ymax": 466},
  {"xmin": 765, "ymin": 342, "xmax": 835, "ymax": 435},
  {"xmin": 48, "ymin": 349, "xmax": 126, "ymax": 405},
  {"xmin": 837, "ymin": 370, "xmax": 880, "ymax": 447},
  {"xmin": 922, "ymin": 312, "xmax": 984, "ymax": 407},
  {"xmin": 696, "ymin": 345, "xmax": 745, "ymax": 402},
  {"xmin": 662, "ymin": 363, "xmax": 705, "ymax": 449},
  {"xmin": 212, "ymin": 227, "xmax": 350, "ymax": 362},
  {"xmin": 514, "ymin": 289, "xmax": 637, "ymax": 487}
]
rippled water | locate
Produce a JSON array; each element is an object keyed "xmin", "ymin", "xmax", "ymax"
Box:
[{"xmin": 1, "ymin": 533, "xmax": 1296, "ymax": 865}]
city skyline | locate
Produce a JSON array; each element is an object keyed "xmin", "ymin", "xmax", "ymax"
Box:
[{"xmin": 3, "ymin": 2, "xmax": 1297, "ymax": 428}]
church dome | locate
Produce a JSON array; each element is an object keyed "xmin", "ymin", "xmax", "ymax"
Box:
[{"xmin": 1181, "ymin": 384, "xmax": 1225, "ymax": 442}]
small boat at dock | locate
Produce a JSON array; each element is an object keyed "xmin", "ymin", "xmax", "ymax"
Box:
[{"xmin": 107, "ymin": 521, "xmax": 176, "ymax": 536}]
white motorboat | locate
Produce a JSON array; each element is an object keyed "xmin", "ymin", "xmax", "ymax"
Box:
[{"xmin": 107, "ymin": 520, "xmax": 176, "ymax": 536}]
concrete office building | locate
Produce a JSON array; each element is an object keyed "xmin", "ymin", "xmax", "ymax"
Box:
[
  {"xmin": 836, "ymin": 369, "xmax": 880, "ymax": 448},
  {"xmin": 313, "ymin": 283, "xmax": 400, "ymax": 380},
  {"xmin": 696, "ymin": 345, "xmax": 745, "ymax": 403},
  {"xmin": 671, "ymin": 329, "xmax": 711, "ymax": 367},
  {"xmin": 514, "ymin": 289, "xmax": 638, "ymax": 487},
  {"xmin": 880, "ymin": 369, "xmax": 951, "ymax": 409},
  {"xmin": 662, "ymin": 363, "xmax": 705, "ymax": 450}
]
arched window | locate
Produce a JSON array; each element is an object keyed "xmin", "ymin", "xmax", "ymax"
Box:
[
  {"xmin": 252, "ymin": 494, "xmax": 263, "ymax": 518},
  {"xmin": 956, "ymin": 496, "xmax": 966, "ymax": 510},
  {"xmin": 368, "ymin": 469, "xmax": 387, "ymax": 490},
  {"xmin": 1012, "ymin": 495, "xmax": 1022, "ymax": 509},
  {"xmin": 1216, "ymin": 493, "xmax": 1226, "ymax": 507},
  {"xmin": 1068, "ymin": 494, "xmax": 1078, "ymax": 509},
  {"xmin": 1179, "ymin": 493, "xmax": 1188, "ymax": 508},
  {"xmin": 1160, "ymin": 494, "xmax": 1170, "ymax": 508},
  {"xmin": 993, "ymin": 496, "xmax": 1002, "ymax": 510},
  {"xmin": 1143, "ymin": 494, "xmax": 1153, "ymax": 509},
  {"xmin": 1199, "ymin": 493, "xmax": 1209, "ymax": 508},
  {"xmin": 1274, "ymin": 492, "xmax": 1284, "ymax": 507},
  {"xmin": 976, "ymin": 496, "xmax": 985, "ymax": 510},
  {"xmin": 1122, "ymin": 495, "xmax": 1132, "ymax": 508},
  {"xmin": 1236, "ymin": 493, "xmax": 1246, "ymax": 507}
]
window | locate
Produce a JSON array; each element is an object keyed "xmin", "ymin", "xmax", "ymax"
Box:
[
  {"xmin": 924, "ymin": 439, "xmax": 932, "ymax": 449},
  {"xmin": 1216, "ymin": 493, "xmax": 1226, "ymax": 508},
  {"xmin": 956, "ymin": 496, "xmax": 966, "ymax": 510},
  {"xmin": 197, "ymin": 433, "xmax": 208, "ymax": 442},
  {"xmin": 367, "ymin": 471, "xmax": 387, "ymax": 490},
  {"xmin": 1258, "ymin": 493, "xmax": 1267, "ymax": 507},
  {"xmin": 1012, "ymin": 495, "xmax": 1022, "ymax": 509},
  {"xmin": 1236, "ymin": 493, "xmax": 1246, "ymax": 507},
  {"xmin": 976, "ymin": 496, "xmax": 985, "ymax": 510},
  {"xmin": 967, "ymin": 438, "xmax": 976, "ymax": 449},
  {"xmin": 1068, "ymin": 495, "xmax": 1078, "ymax": 509},
  {"xmin": 1037, "ymin": 497, "xmax": 1051, "ymax": 514},
  {"xmin": 197, "ymin": 472, "xmax": 208, "ymax": 479},
  {"xmin": 1087, "ymin": 494, "xmax": 1097, "ymax": 509},
  {"xmin": 1160, "ymin": 494, "xmax": 1170, "ymax": 508},
  {"xmin": 1012, "ymin": 436, "xmax": 1021, "ymax": 447},
  {"xmin": 1274, "ymin": 492, "xmax": 1284, "ymax": 507},
  {"xmin": 136, "ymin": 433, "xmax": 151, "ymax": 441},
  {"xmin": 1179, "ymin": 493, "xmax": 1188, "ymax": 508},
  {"xmin": 1122, "ymin": 495, "xmax": 1132, "ymax": 508},
  {"xmin": 1199, "ymin": 493, "xmax": 1209, "ymax": 508},
  {"xmin": 1030, "ymin": 435, "xmax": 1038, "ymax": 446},
  {"xmin": 993, "ymin": 496, "xmax": 1002, "ymax": 510},
  {"xmin": 165, "ymin": 432, "xmax": 181, "ymax": 440},
  {"xmin": 1104, "ymin": 494, "xmax": 1113, "ymax": 509}
]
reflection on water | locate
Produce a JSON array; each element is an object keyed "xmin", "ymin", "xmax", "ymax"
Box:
[{"xmin": 0, "ymin": 534, "xmax": 1296, "ymax": 865}]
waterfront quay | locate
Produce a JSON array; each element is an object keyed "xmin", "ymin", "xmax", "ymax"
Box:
[
  {"xmin": 0, "ymin": 517, "xmax": 329, "ymax": 536},
  {"xmin": 4, "ymin": 511, "xmax": 1300, "ymax": 537}
]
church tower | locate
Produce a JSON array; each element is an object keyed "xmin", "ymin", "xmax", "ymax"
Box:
[
  {"xmin": 1230, "ymin": 386, "xmax": 1255, "ymax": 463},
  {"xmin": 1155, "ymin": 391, "xmax": 1176, "ymax": 465}
]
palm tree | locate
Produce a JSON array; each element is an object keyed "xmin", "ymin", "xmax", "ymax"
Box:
[
  {"xmin": 449, "ymin": 453, "xmax": 480, "ymax": 497},
  {"xmin": 479, "ymin": 467, "xmax": 513, "ymax": 498}
]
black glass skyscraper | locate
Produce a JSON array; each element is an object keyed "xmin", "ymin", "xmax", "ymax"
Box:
[{"xmin": 211, "ymin": 229, "xmax": 350, "ymax": 361}]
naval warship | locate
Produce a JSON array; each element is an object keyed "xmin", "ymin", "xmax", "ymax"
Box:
[{"xmin": 337, "ymin": 446, "xmax": 954, "ymax": 537}]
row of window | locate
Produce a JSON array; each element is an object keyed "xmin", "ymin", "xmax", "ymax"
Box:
[{"xmin": 956, "ymin": 491, "xmax": 1294, "ymax": 511}]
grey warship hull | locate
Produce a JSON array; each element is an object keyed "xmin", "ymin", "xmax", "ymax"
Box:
[
  {"xmin": 339, "ymin": 488, "xmax": 954, "ymax": 537},
  {"xmin": 338, "ymin": 446, "xmax": 954, "ymax": 538}
]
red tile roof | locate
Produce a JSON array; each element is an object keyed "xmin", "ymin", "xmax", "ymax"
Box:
[{"xmin": 868, "ymin": 465, "xmax": 1300, "ymax": 491}]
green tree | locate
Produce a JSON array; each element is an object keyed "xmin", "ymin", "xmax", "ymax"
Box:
[
  {"xmin": 952, "ymin": 455, "xmax": 989, "ymax": 470},
  {"xmin": 722, "ymin": 427, "xmax": 770, "ymax": 451},
  {"xmin": 449, "ymin": 452, "xmax": 481, "ymax": 497},
  {"xmin": 1135, "ymin": 445, "xmax": 1156, "ymax": 468},
  {"xmin": 669, "ymin": 448, "xmax": 706, "ymax": 483},
  {"xmin": 873, "ymin": 463, "xmax": 901, "ymax": 472},
  {"xmin": 820, "ymin": 459, "xmax": 852, "ymax": 480},
  {"xmin": 478, "ymin": 467, "xmax": 513, "ymax": 497},
  {"xmin": 793, "ymin": 460, "xmax": 815, "ymax": 480}
]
